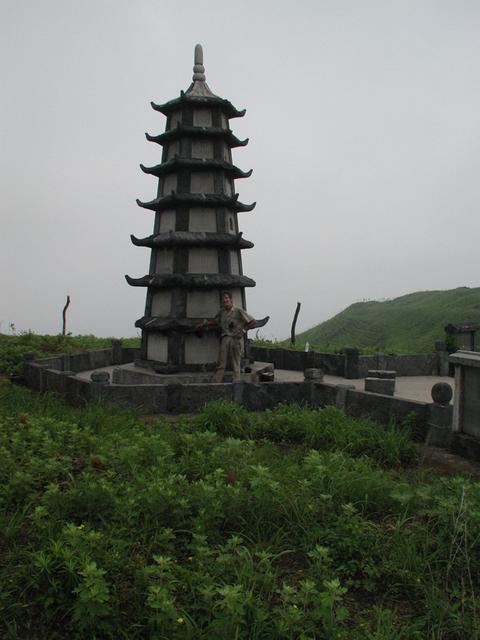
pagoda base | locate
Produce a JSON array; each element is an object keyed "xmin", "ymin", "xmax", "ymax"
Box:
[
  {"xmin": 135, "ymin": 358, "xmax": 217, "ymax": 374},
  {"xmin": 111, "ymin": 361, "xmax": 273, "ymax": 385}
]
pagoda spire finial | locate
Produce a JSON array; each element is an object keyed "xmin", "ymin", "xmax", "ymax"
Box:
[
  {"xmin": 185, "ymin": 44, "xmax": 216, "ymax": 99},
  {"xmin": 192, "ymin": 44, "xmax": 206, "ymax": 82}
]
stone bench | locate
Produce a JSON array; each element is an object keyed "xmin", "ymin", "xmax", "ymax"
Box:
[
  {"xmin": 304, "ymin": 368, "xmax": 325, "ymax": 381},
  {"xmin": 365, "ymin": 369, "xmax": 397, "ymax": 396},
  {"xmin": 367, "ymin": 369, "xmax": 396, "ymax": 379}
]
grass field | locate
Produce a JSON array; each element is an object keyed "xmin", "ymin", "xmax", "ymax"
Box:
[{"xmin": 1, "ymin": 379, "xmax": 479, "ymax": 639}]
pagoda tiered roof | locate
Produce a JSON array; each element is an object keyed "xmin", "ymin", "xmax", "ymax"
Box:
[
  {"xmin": 146, "ymin": 125, "xmax": 248, "ymax": 148},
  {"xmin": 130, "ymin": 231, "xmax": 254, "ymax": 249},
  {"xmin": 135, "ymin": 314, "xmax": 270, "ymax": 332},
  {"xmin": 140, "ymin": 157, "xmax": 252, "ymax": 179},
  {"xmin": 125, "ymin": 273, "xmax": 255, "ymax": 289},
  {"xmin": 151, "ymin": 94, "xmax": 245, "ymax": 119},
  {"xmin": 136, "ymin": 193, "xmax": 256, "ymax": 213},
  {"xmin": 150, "ymin": 44, "xmax": 245, "ymax": 119},
  {"xmin": 135, "ymin": 317, "xmax": 218, "ymax": 331}
]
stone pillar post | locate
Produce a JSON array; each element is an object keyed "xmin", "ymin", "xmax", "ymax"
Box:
[
  {"xmin": 426, "ymin": 382, "xmax": 454, "ymax": 447},
  {"xmin": 344, "ymin": 348, "xmax": 360, "ymax": 379},
  {"xmin": 434, "ymin": 341, "xmax": 449, "ymax": 377},
  {"xmin": 111, "ymin": 339, "xmax": 123, "ymax": 365},
  {"xmin": 448, "ymin": 351, "xmax": 480, "ymax": 460},
  {"xmin": 335, "ymin": 384, "xmax": 355, "ymax": 411},
  {"xmin": 452, "ymin": 363, "xmax": 464, "ymax": 433}
]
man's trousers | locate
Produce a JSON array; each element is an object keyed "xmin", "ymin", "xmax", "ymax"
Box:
[{"xmin": 213, "ymin": 336, "xmax": 242, "ymax": 382}]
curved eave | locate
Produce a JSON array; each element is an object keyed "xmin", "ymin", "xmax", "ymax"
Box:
[
  {"xmin": 136, "ymin": 315, "xmax": 269, "ymax": 332},
  {"xmin": 145, "ymin": 126, "xmax": 248, "ymax": 148},
  {"xmin": 151, "ymin": 93, "xmax": 246, "ymax": 118},
  {"xmin": 125, "ymin": 273, "xmax": 256, "ymax": 289},
  {"xmin": 140, "ymin": 158, "xmax": 252, "ymax": 179},
  {"xmin": 136, "ymin": 193, "xmax": 256, "ymax": 213},
  {"xmin": 130, "ymin": 231, "xmax": 254, "ymax": 249},
  {"xmin": 135, "ymin": 316, "xmax": 218, "ymax": 332}
]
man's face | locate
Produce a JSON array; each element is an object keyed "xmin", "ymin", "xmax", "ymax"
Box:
[{"xmin": 222, "ymin": 294, "xmax": 233, "ymax": 310}]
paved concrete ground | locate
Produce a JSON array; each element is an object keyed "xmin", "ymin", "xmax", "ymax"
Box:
[{"xmin": 274, "ymin": 369, "xmax": 455, "ymax": 404}]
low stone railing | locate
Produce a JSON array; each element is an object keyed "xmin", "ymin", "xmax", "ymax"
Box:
[
  {"xmin": 22, "ymin": 344, "xmax": 453, "ymax": 446},
  {"xmin": 250, "ymin": 345, "xmax": 448, "ymax": 378},
  {"xmin": 28, "ymin": 344, "xmax": 480, "ymax": 464}
]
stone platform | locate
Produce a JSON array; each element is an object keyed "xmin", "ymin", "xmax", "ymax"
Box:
[
  {"xmin": 77, "ymin": 361, "xmax": 274, "ymax": 385},
  {"xmin": 21, "ymin": 343, "xmax": 463, "ymax": 456}
]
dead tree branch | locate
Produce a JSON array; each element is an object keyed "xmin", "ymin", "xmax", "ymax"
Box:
[
  {"xmin": 62, "ymin": 295, "xmax": 71, "ymax": 336},
  {"xmin": 290, "ymin": 302, "xmax": 301, "ymax": 345}
]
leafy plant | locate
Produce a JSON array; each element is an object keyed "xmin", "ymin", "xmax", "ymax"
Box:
[{"xmin": 1, "ymin": 384, "xmax": 479, "ymax": 639}]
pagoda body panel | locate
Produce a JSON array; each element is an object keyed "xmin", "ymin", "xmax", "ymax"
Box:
[{"xmin": 126, "ymin": 45, "xmax": 256, "ymax": 372}]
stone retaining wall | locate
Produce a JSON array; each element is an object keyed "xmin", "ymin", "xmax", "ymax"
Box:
[
  {"xmin": 23, "ymin": 348, "xmax": 433, "ymax": 434},
  {"xmin": 25, "ymin": 345, "xmax": 480, "ymax": 460},
  {"xmin": 250, "ymin": 346, "xmax": 345, "ymax": 375},
  {"xmin": 250, "ymin": 346, "xmax": 442, "ymax": 378},
  {"xmin": 357, "ymin": 353, "xmax": 439, "ymax": 378}
]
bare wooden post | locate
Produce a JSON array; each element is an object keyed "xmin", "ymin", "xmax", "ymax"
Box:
[
  {"xmin": 62, "ymin": 295, "xmax": 71, "ymax": 336},
  {"xmin": 290, "ymin": 302, "xmax": 301, "ymax": 345}
]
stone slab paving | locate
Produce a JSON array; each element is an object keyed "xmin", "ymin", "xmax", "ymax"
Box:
[{"xmin": 274, "ymin": 370, "xmax": 455, "ymax": 404}]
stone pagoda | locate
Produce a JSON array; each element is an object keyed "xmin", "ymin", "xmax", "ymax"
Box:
[{"xmin": 126, "ymin": 45, "xmax": 256, "ymax": 373}]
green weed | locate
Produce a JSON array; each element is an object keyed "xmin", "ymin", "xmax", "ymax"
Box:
[{"xmin": 0, "ymin": 385, "xmax": 479, "ymax": 638}]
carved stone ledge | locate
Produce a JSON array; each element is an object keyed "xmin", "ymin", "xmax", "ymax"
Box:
[{"xmin": 125, "ymin": 273, "xmax": 256, "ymax": 289}]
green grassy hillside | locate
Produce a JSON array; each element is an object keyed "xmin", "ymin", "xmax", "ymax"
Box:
[{"xmin": 297, "ymin": 287, "xmax": 480, "ymax": 353}]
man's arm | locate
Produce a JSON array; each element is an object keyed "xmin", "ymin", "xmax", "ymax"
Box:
[
  {"xmin": 195, "ymin": 317, "xmax": 219, "ymax": 330},
  {"xmin": 236, "ymin": 315, "xmax": 256, "ymax": 338},
  {"xmin": 243, "ymin": 319, "xmax": 256, "ymax": 333}
]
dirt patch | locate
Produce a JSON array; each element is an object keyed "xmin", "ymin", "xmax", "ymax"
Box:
[{"xmin": 416, "ymin": 444, "xmax": 480, "ymax": 479}]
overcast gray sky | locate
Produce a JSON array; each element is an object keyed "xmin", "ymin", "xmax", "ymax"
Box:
[{"xmin": 1, "ymin": 0, "xmax": 479, "ymax": 339}]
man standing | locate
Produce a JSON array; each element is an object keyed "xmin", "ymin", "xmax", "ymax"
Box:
[{"xmin": 198, "ymin": 291, "xmax": 256, "ymax": 382}]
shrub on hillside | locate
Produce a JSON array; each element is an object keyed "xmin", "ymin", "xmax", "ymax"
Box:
[{"xmin": 0, "ymin": 332, "xmax": 140, "ymax": 375}]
